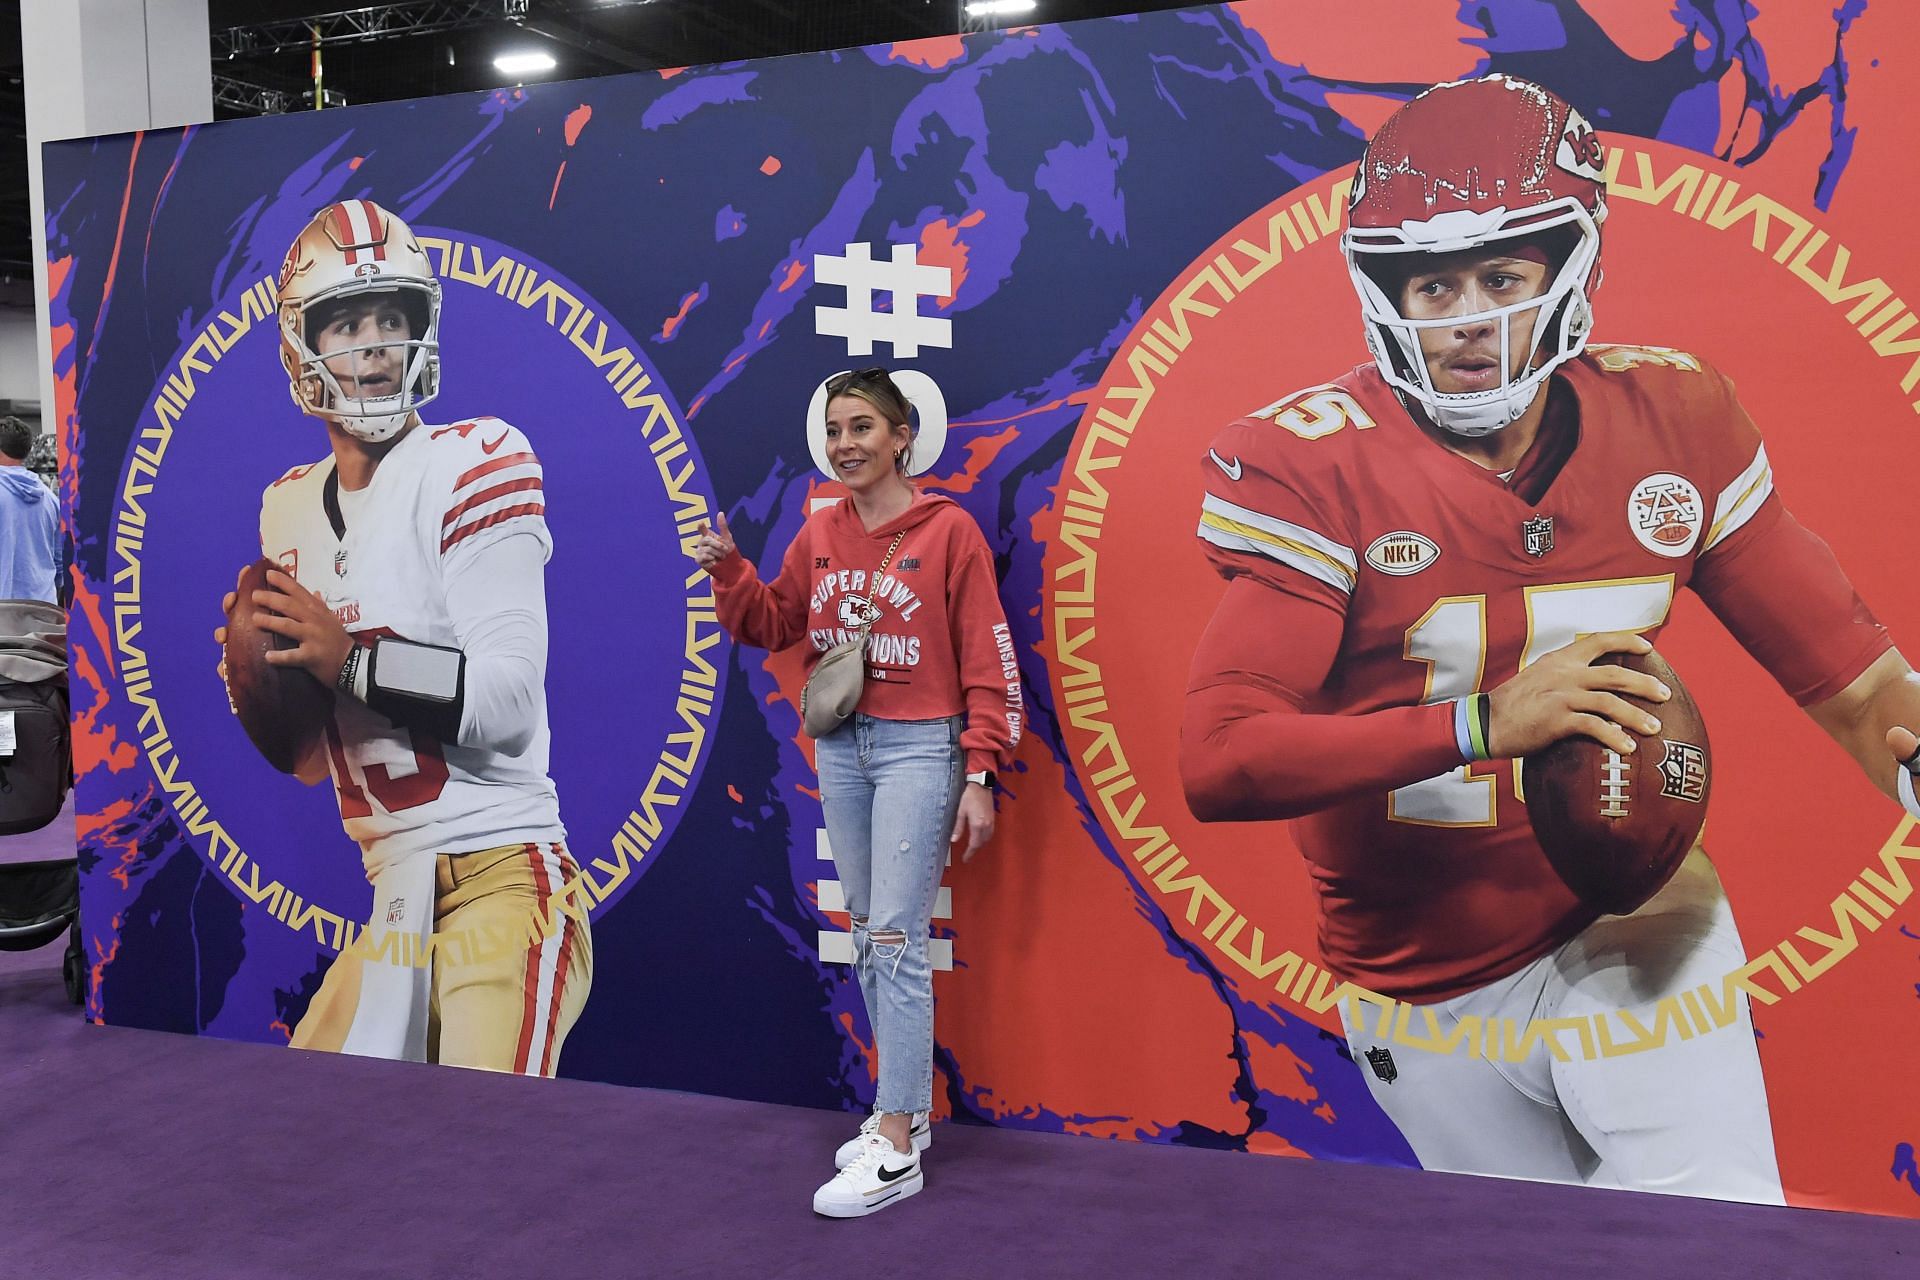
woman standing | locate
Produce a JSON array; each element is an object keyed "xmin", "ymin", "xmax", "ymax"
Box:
[{"xmin": 693, "ymin": 368, "xmax": 1022, "ymax": 1218}]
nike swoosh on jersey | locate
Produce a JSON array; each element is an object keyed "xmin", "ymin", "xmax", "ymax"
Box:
[
  {"xmin": 1209, "ymin": 449, "xmax": 1243, "ymax": 481},
  {"xmin": 481, "ymin": 432, "xmax": 510, "ymax": 455}
]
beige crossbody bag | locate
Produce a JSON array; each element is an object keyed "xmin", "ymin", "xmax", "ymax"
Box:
[{"xmin": 800, "ymin": 531, "xmax": 905, "ymax": 739}]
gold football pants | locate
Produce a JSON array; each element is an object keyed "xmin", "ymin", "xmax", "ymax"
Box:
[{"xmin": 290, "ymin": 842, "xmax": 594, "ymax": 1077}]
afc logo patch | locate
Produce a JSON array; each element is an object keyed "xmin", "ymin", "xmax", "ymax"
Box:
[
  {"xmin": 1363, "ymin": 1046, "xmax": 1398, "ymax": 1083},
  {"xmin": 1628, "ymin": 472, "xmax": 1705, "ymax": 558}
]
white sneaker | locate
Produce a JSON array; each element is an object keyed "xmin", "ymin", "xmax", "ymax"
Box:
[
  {"xmin": 814, "ymin": 1133, "xmax": 923, "ymax": 1218},
  {"xmin": 834, "ymin": 1108, "xmax": 932, "ymax": 1170}
]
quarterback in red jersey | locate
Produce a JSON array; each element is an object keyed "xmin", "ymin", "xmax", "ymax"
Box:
[{"xmin": 1182, "ymin": 75, "xmax": 1920, "ymax": 1200}]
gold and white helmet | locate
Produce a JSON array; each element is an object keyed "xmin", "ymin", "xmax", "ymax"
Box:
[{"xmin": 276, "ymin": 199, "xmax": 441, "ymax": 443}]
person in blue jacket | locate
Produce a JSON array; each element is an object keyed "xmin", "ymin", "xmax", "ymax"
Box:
[{"xmin": 0, "ymin": 416, "xmax": 58, "ymax": 604}]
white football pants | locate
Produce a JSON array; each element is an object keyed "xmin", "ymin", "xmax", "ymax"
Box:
[{"xmin": 1339, "ymin": 850, "xmax": 1784, "ymax": 1203}]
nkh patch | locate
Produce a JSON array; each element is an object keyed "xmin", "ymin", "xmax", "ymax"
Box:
[{"xmin": 1364, "ymin": 530, "xmax": 1440, "ymax": 576}]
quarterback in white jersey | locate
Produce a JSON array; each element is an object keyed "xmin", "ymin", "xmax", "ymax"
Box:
[
  {"xmin": 217, "ymin": 199, "xmax": 590, "ymax": 1076},
  {"xmin": 258, "ymin": 415, "xmax": 563, "ymax": 879}
]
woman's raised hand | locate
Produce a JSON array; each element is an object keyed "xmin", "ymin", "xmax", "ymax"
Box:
[{"xmin": 691, "ymin": 510, "xmax": 737, "ymax": 571}]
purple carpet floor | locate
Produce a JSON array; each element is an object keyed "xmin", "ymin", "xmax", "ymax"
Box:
[{"xmin": 1, "ymin": 941, "xmax": 1915, "ymax": 1280}]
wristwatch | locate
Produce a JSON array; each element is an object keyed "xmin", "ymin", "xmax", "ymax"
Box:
[{"xmin": 965, "ymin": 770, "xmax": 996, "ymax": 791}]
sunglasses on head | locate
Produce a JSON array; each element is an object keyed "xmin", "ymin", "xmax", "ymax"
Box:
[{"xmin": 824, "ymin": 366, "xmax": 892, "ymax": 395}]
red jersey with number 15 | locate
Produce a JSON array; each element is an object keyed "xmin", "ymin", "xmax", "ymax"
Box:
[{"xmin": 1196, "ymin": 347, "xmax": 1880, "ymax": 1001}]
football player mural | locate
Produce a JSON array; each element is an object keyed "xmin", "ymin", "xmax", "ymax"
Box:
[
  {"xmin": 213, "ymin": 200, "xmax": 592, "ymax": 1074},
  {"xmin": 48, "ymin": 1, "xmax": 1920, "ymax": 1222},
  {"xmin": 1182, "ymin": 76, "xmax": 1920, "ymax": 1198}
]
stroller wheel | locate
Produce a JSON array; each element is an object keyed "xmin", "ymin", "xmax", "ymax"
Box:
[{"xmin": 63, "ymin": 942, "xmax": 84, "ymax": 1005}]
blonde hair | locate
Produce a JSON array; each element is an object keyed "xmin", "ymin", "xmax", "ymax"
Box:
[{"xmin": 824, "ymin": 367, "xmax": 915, "ymax": 472}]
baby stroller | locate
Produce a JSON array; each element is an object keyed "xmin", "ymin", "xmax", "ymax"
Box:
[{"xmin": 0, "ymin": 599, "xmax": 81, "ymax": 1004}]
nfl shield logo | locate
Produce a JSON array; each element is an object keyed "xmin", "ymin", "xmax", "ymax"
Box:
[
  {"xmin": 1522, "ymin": 514, "xmax": 1555, "ymax": 558},
  {"xmin": 334, "ymin": 549, "xmax": 349, "ymax": 577},
  {"xmin": 1363, "ymin": 1046, "xmax": 1398, "ymax": 1083},
  {"xmin": 1658, "ymin": 740, "xmax": 1708, "ymax": 803}
]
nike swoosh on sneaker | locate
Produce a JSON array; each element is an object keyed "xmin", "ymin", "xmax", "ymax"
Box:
[
  {"xmin": 876, "ymin": 1162, "xmax": 918, "ymax": 1184},
  {"xmin": 1209, "ymin": 449, "xmax": 1243, "ymax": 481},
  {"xmin": 481, "ymin": 431, "xmax": 510, "ymax": 455}
]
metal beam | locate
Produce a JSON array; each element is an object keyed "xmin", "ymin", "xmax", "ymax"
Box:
[
  {"xmin": 212, "ymin": 74, "xmax": 291, "ymax": 115},
  {"xmin": 212, "ymin": 73, "xmax": 347, "ymax": 115},
  {"xmin": 213, "ymin": 1, "xmax": 515, "ymax": 60}
]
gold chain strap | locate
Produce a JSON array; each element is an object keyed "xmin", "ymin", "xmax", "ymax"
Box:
[{"xmin": 856, "ymin": 532, "xmax": 906, "ymax": 633}]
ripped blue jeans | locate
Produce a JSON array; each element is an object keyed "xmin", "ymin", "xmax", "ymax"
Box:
[{"xmin": 816, "ymin": 713, "xmax": 964, "ymax": 1115}]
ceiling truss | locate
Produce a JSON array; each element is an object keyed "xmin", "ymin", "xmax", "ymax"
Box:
[{"xmin": 214, "ymin": 1, "xmax": 526, "ymax": 60}]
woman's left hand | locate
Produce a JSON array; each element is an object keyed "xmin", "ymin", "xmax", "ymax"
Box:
[{"xmin": 951, "ymin": 783, "xmax": 996, "ymax": 861}]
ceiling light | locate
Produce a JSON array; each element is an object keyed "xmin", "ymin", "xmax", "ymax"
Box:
[
  {"xmin": 965, "ymin": 0, "xmax": 1039, "ymax": 15},
  {"xmin": 493, "ymin": 51, "xmax": 557, "ymax": 76}
]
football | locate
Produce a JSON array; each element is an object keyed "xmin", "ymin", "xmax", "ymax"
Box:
[
  {"xmin": 1521, "ymin": 648, "xmax": 1711, "ymax": 916},
  {"xmin": 223, "ymin": 558, "xmax": 332, "ymax": 774}
]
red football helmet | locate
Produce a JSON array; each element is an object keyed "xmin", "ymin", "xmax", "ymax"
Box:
[
  {"xmin": 277, "ymin": 199, "xmax": 441, "ymax": 443},
  {"xmin": 1343, "ymin": 75, "xmax": 1607, "ymax": 437}
]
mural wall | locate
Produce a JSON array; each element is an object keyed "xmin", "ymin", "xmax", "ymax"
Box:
[{"xmin": 47, "ymin": 1, "xmax": 1920, "ymax": 1217}]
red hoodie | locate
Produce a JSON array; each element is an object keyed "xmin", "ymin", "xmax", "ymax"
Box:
[{"xmin": 711, "ymin": 491, "xmax": 1023, "ymax": 773}]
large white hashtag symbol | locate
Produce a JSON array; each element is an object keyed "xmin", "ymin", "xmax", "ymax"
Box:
[{"xmin": 813, "ymin": 243, "xmax": 953, "ymax": 358}]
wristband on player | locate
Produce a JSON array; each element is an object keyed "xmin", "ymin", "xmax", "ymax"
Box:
[
  {"xmin": 1453, "ymin": 694, "xmax": 1493, "ymax": 762},
  {"xmin": 1897, "ymin": 752, "xmax": 1920, "ymax": 822},
  {"xmin": 335, "ymin": 645, "xmax": 365, "ymax": 699},
  {"xmin": 365, "ymin": 637, "xmax": 466, "ymax": 743}
]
